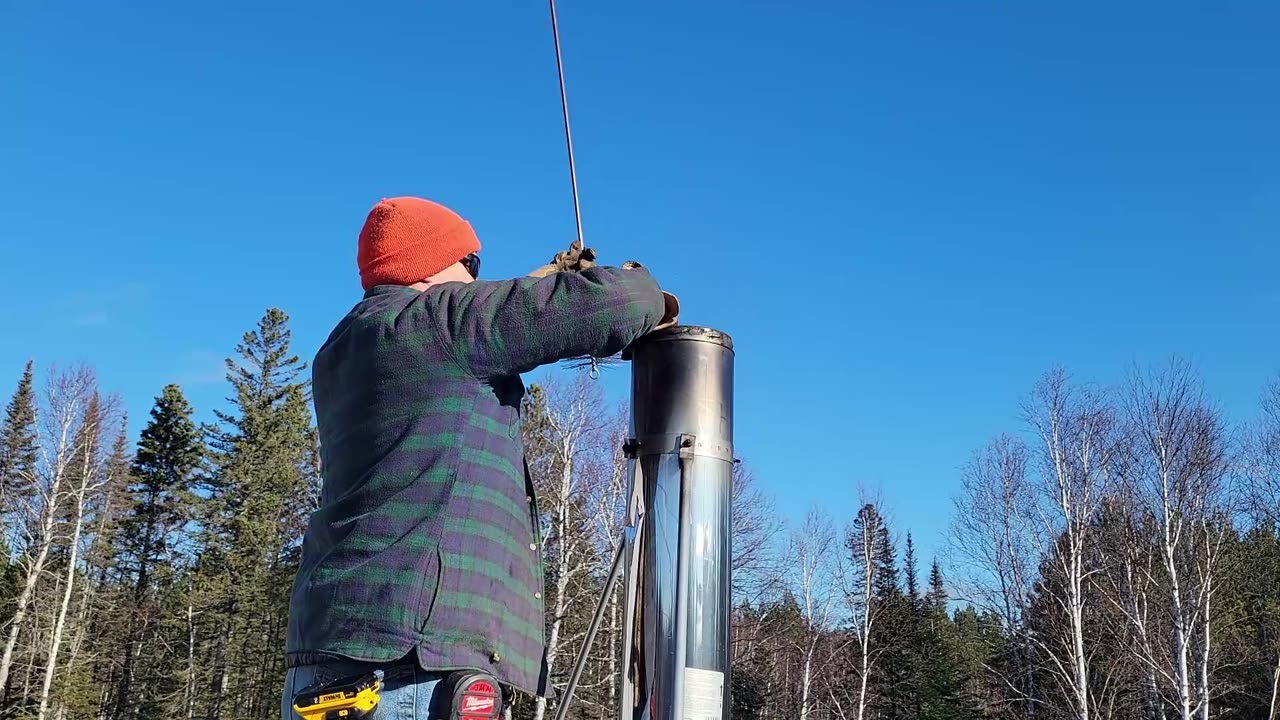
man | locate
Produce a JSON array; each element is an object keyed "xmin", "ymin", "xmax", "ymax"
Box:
[{"xmin": 282, "ymin": 196, "xmax": 675, "ymax": 719}]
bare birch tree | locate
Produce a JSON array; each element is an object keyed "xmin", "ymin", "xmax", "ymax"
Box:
[
  {"xmin": 1251, "ymin": 376, "xmax": 1280, "ymax": 720},
  {"xmin": 524, "ymin": 378, "xmax": 611, "ymax": 720},
  {"xmin": 790, "ymin": 507, "xmax": 838, "ymax": 720},
  {"xmin": 831, "ymin": 496, "xmax": 892, "ymax": 720},
  {"xmin": 1023, "ymin": 368, "xmax": 1116, "ymax": 720},
  {"xmin": 949, "ymin": 434, "xmax": 1039, "ymax": 717},
  {"xmin": 59, "ymin": 418, "xmax": 130, "ymax": 720},
  {"xmin": 0, "ymin": 364, "xmax": 98, "ymax": 695},
  {"xmin": 1245, "ymin": 375, "xmax": 1280, "ymax": 530},
  {"xmin": 731, "ymin": 462, "xmax": 783, "ymax": 606},
  {"xmin": 1120, "ymin": 359, "xmax": 1230, "ymax": 720},
  {"xmin": 37, "ymin": 391, "xmax": 122, "ymax": 720},
  {"xmin": 576, "ymin": 403, "xmax": 628, "ymax": 715},
  {"xmin": 1098, "ymin": 484, "xmax": 1168, "ymax": 720}
]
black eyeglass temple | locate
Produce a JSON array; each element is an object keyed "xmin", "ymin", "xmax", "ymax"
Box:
[{"xmin": 461, "ymin": 253, "xmax": 480, "ymax": 279}]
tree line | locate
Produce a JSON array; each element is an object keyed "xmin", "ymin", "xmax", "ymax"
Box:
[
  {"xmin": 730, "ymin": 362, "xmax": 1280, "ymax": 720},
  {"xmin": 0, "ymin": 309, "xmax": 315, "ymax": 720},
  {"xmin": 0, "ymin": 308, "xmax": 1277, "ymax": 720}
]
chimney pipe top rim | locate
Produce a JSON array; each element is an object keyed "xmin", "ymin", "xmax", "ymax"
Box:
[{"xmin": 639, "ymin": 325, "xmax": 734, "ymax": 351}]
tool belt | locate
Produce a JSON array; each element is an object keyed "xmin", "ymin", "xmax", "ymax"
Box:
[
  {"xmin": 290, "ymin": 661, "xmax": 504, "ymax": 720},
  {"xmin": 286, "ymin": 651, "xmax": 363, "ymax": 669},
  {"xmin": 291, "ymin": 669, "xmax": 383, "ymax": 720}
]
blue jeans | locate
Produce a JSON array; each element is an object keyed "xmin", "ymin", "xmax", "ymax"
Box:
[{"xmin": 281, "ymin": 657, "xmax": 447, "ymax": 720}]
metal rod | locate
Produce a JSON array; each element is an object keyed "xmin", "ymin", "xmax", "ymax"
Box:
[
  {"xmin": 551, "ymin": 527, "xmax": 633, "ymax": 720},
  {"xmin": 618, "ymin": 457, "xmax": 646, "ymax": 718},
  {"xmin": 670, "ymin": 448, "xmax": 694, "ymax": 720},
  {"xmin": 548, "ymin": 0, "xmax": 585, "ymax": 247}
]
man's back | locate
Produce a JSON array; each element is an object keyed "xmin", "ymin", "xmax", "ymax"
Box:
[{"xmin": 286, "ymin": 268, "xmax": 666, "ymax": 697}]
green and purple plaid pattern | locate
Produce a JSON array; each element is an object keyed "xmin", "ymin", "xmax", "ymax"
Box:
[{"xmin": 286, "ymin": 267, "xmax": 666, "ymax": 697}]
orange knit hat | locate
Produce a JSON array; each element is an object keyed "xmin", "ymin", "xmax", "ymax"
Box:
[{"xmin": 357, "ymin": 197, "xmax": 482, "ymax": 290}]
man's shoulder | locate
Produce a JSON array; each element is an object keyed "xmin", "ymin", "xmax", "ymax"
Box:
[
  {"xmin": 355, "ymin": 284, "xmax": 424, "ymax": 315},
  {"xmin": 338, "ymin": 286, "xmax": 442, "ymax": 333},
  {"xmin": 315, "ymin": 287, "xmax": 443, "ymax": 363}
]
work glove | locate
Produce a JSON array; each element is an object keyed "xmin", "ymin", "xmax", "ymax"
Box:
[
  {"xmin": 527, "ymin": 241, "xmax": 679, "ymax": 332},
  {"xmin": 527, "ymin": 239, "xmax": 597, "ymax": 278},
  {"xmin": 623, "ymin": 260, "xmax": 680, "ymax": 332}
]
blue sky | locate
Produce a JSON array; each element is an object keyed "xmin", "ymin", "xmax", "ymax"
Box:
[{"xmin": 2, "ymin": 1, "xmax": 1277, "ymax": 569}]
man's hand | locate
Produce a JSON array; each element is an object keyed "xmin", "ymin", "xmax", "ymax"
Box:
[
  {"xmin": 623, "ymin": 261, "xmax": 679, "ymax": 331},
  {"xmin": 525, "ymin": 244, "xmax": 679, "ymax": 332},
  {"xmin": 527, "ymin": 239, "xmax": 597, "ymax": 278}
]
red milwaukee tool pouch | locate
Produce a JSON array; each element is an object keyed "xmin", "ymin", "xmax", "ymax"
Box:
[{"xmin": 442, "ymin": 671, "xmax": 502, "ymax": 720}]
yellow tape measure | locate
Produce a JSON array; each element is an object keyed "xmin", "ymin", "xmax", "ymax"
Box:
[{"xmin": 292, "ymin": 669, "xmax": 382, "ymax": 720}]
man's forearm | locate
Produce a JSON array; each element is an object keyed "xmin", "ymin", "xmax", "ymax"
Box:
[{"xmin": 433, "ymin": 266, "xmax": 668, "ymax": 377}]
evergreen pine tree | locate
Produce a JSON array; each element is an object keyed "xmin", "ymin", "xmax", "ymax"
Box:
[
  {"xmin": 194, "ymin": 308, "xmax": 314, "ymax": 720},
  {"xmin": 952, "ymin": 606, "xmax": 1003, "ymax": 719},
  {"xmin": 901, "ymin": 534, "xmax": 926, "ymax": 720},
  {"xmin": 869, "ymin": 519, "xmax": 913, "ymax": 720},
  {"xmin": 903, "ymin": 532, "xmax": 919, "ymax": 605},
  {"xmin": 917, "ymin": 561, "xmax": 964, "ymax": 720},
  {"xmin": 0, "ymin": 362, "xmax": 36, "ymax": 625},
  {"xmin": 0, "ymin": 536, "xmax": 22, "ymax": 638},
  {"xmin": 874, "ymin": 524, "xmax": 899, "ymax": 601},
  {"xmin": 78, "ymin": 418, "xmax": 134, "ymax": 720},
  {"xmin": 927, "ymin": 559, "xmax": 947, "ymax": 611},
  {"xmin": 111, "ymin": 384, "xmax": 203, "ymax": 719},
  {"xmin": 0, "ymin": 360, "xmax": 38, "ymax": 515}
]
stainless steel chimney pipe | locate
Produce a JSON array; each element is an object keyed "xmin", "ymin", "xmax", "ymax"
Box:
[{"xmin": 619, "ymin": 326, "xmax": 734, "ymax": 720}]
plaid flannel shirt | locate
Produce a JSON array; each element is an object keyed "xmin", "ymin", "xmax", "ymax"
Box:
[{"xmin": 285, "ymin": 266, "xmax": 666, "ymax": 697}]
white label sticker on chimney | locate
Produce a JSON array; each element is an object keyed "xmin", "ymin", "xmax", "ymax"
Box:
[{"xmin": 682, "ymin": 667, "xmax": 724, "ymax": 720}]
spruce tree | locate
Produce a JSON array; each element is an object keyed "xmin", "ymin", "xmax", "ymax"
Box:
[
  {"xmin": 80, "ymin": 419, "xmax": 133, "ymax": 719},
  {"xmin": 0, "ymin": 360, "xmax": 38, "ymax": 512},
  {"xmin": 0, "ymin": 536, "xmax": 20, "ymax": 628},
  {"xmin": 195, "ymin": 308, "xmax": 314, "ymax": 720},
  {"xmin": 952, "ymin": 606, "xmax": 1002, "ymax": 719},
  {"xmin": 118, "ymin": 385, "xmax": 202, "ymax": 581},
  {"xmin": 0, "ymin": 362, "xmax": 35, "ymax": 625},
  {"xmin": 918, "ymin": 561, "xmax": 963, "ymax": 720},
  {"xmin": 111, "ymin": 384, "xmax": 202, "ymax": 719},
  {"xmin": 874, "ymin": 524, "xmax": 899, "ymax": 600},
  {"xmin": 903, "ymin": 532, "xmax": 919, "ymax": 605},
  {"xmin": 869, "ymin": 520, "xmax": 912, "ymax": 720},
  {"xmin": 927, "ymin": 559, "xmax": 947, "ymax": 611}
]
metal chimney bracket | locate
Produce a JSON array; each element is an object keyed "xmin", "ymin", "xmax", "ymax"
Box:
[{"xmin": 624, "ymin": 433, "xmax": 732, "ymax": 464}]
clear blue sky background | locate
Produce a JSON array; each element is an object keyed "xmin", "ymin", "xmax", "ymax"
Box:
[{"xmin": 2, "ymin": 1, "xmax": 1277, "ymax": 570}]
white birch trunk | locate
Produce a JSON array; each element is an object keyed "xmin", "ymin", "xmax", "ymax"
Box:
[
  {"xmin": 185, "ymin": 602, "xmax": 198, "ymax": 720},
  {"xmin": 1267, "ymin": 652, "xmax": 1280, "ymax": 720},
  {"xmin": 0, "ymin": 528, "xmax": 56, "ymax": 694},
  {"xmin": 1196, "ymin": 527, "xmax": 1217, "ymax": 720},
  {"xmin": 1128, "ymin": 574, "xmax": 1165, "ymax": 720},
  {"xmin": 1029, "ymin": 371, "xmax": 1107, "ymax": 720},
  {"xmin": 1124, "ymin": 363, "xmax": 1228, "ymax": 720},
  {"xmin": 793, "ymin": 508, "xmax": 835, "ymax": 720},
  {"xmin": 1163, "ymin": 499, "xmax": 1193, "ymax": 720},
  {"xmin": 37, "ymin": 408, "xmax": 106, "ymax": 720},
  {"xmin": 36, "ymin": 503, "xmax": 85, "ymax": 720},
  {"xmin": 608, "ymin": 586, "xmax": 619, "ymax": 713},
  {"xmin": 855, "ymin": 510, "xmax": 876, "ymax": 720},
  {"xmin": 532, "ymin": 421, "xmax": 579, "ymax": 720},
  {"xmin": 800, "ymin": 647, "xmax": 813, "ymax": 720},
  {"xmin": 0, "ymin": 385, "xmax": 83, "ymax": 692},
  {"xmin": 857, "ymin": 629, "xmax": 871, "ymax": 720}
]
